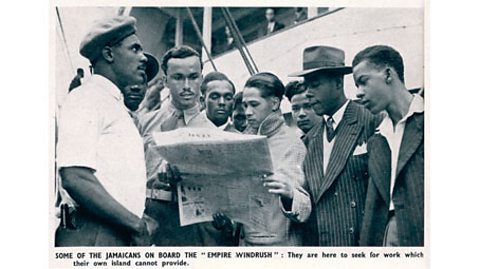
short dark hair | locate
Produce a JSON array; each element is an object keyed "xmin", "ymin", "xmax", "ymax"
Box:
[
  {"xmin": 352, "ymin": 45, "xmax": 405, "ymax": 83},
  {"xmin": 200, "ymin": 71, "xmax": 236, "ymax": 96},
  {"xmin": 161, "ymin": 45, "xmax": 202, "ymax": 75},
  {"xmin": 244, "ymin": 72, "xmax": 285, "ymax": 100},
  {"xmin": 284, "ymin": 80, "xmax": 306, "ymax": 102},
  {"xmin": 233, "ymin": 91, "xmax": 243, "ymax": 110}
]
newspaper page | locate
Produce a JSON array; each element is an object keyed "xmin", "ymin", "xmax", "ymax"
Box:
[{"xmin": 151, "ymin": 128, "xmax": 275, "ymax": 229}]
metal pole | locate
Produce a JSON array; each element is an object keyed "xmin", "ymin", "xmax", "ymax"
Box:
[
  {"xmin": 307, "ymin": 7, "xmax": 318, "ymax": 19},
  {"xmin": 201, "ymin": 7, "xmax": 212, "ymax": 61},
  {"xmin": 223, "ymin": 8, "xmax": 258, "ymax": 73},
  {"xmin": 175, "ymin": 9, "xmax": 183, "ymax": 46},
  {"xmin": 55, "ymin": 7, "xmax": 74, "ymax": 74},
  {"xmin": 185, "ymin": 7, "xmax": 217, "ymax": 71},
  {"xmin": 220, "ymin": 7, "xmax": 258, "ymax": 75}
]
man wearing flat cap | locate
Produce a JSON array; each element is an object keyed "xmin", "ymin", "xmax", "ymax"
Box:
[
  {"xmin": 289, "ymin": 45, "xmax": 381, "ymax": 246},
  {"xmin": 55, "ymin": 16, "xmax": 156, "ymax": 246}
]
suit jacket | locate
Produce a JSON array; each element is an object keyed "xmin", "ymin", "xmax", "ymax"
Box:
[
  {"xmin": 241, "ymin": 111, "xmax": 311, "ymax": 246},
  {"xmin": 302, "ymin": 101, "xmax": 380, "ymax": 246},
  {"xmin": 360, "ymin": 112, "xmax": 424, "ymax": 246},
  {"xmin": 259, "ymin": 21, "xmax": 285, "ymax": 37}
]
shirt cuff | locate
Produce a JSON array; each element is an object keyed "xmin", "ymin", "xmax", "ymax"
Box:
[{"xmin": 279, "ymin": 196, "xmax": 300, "ymax": 220}]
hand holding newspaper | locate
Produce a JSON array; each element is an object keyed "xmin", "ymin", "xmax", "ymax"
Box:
[{"xmin": 150, "ymin": 128, "xmax": 275, "ymax": 231}]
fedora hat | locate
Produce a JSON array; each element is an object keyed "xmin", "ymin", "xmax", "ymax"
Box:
[
  {"xmin": 144, "ymin": 52, "xmax": 159, "ymax": 83},
  {"xmin": 289, "ymin": 45, "xmax": 352, "ymax": 77}
]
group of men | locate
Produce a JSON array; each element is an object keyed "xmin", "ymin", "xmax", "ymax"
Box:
[{"xmin": 55, "ymin": 15, "xmax": 424, "ymax": 247}]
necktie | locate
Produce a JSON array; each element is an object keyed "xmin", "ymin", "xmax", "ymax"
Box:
[
  {"xmin": 161, "ymin": 110, "xmax": 184, "ymax": 131},
  {"xmin": 325, "ymin": 116, "xmax": 336, "ymax": 142}
]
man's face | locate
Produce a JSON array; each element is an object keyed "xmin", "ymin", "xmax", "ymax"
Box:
[
  {"xmin": 123, "ymin": 84, "xmax": 147, "ymax": 112},
  {"xmin": 165, "ymin": 56, "xmax": 202, "ymax": 110},
  {"xmin": 232, "ymin": 106, "xmax": 247, "ymax": 132},
  {"xmin": 353, "ymin": 60, "xmax": 392, "ymax": 114},
  {"xmin": 203, "ymin": 80, "xmax": 235, "ymax": 127},
  {"xmin": 304, "ymin": 72, "xmax": 341, "ymax": 116},
  {"xmin": 243, "ymin": 87, "xmax": 275, "ymax": 130},
  {"xmin": 265, "ymin": 9, "xmax": 275, "ymax": 22},
  {"xmin": 291, "ymin": 92, "xmax": 322, "ymax": 134},
  {"xmin": 111, "ymin": 35, "xmax": 148, "ymax": 88}
]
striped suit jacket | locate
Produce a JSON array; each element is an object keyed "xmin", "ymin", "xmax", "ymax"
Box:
[
  {"xmin": 302, "ymin": 101, "xmax": 380, "ymax": 246},
  {"xmin": 360, "ymin": 112, "xmax": 424, "ymax": 246}
]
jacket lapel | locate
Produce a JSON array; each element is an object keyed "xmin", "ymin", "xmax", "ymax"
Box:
[
  {"xmin": 304, "ymin": 121, "xmax": 324, "ymax": 202},
  {"xmin": 396, "ymin": 113, "xmax": 424, "ymax": 177},
  {"xmin": 317, "ymin": 102, "xmax": 362, "ymax": 200},
  {"xmin": 368, "ymin": 134, "xmax": 391, "ymax": 204}
]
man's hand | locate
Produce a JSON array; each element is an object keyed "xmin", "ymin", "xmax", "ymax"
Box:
[
  {"xmin": 157, "ymin": 161, "xmax": 182, "ymax": 186},
  {"xmin": 130, "ymin": 219, "xmax": 152, "ymax": 246},
  {"xmin": 212, "ymin": 213, "xmax": 234, "ymax": 233},
  {"xmin": 261, "ymin": 174, "xmax": 294, "ymax": 200}
]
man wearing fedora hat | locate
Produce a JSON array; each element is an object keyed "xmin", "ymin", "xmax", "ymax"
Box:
[
  {"xmin": 55, "ymin": 16, "xmax": 156, "ymax": 246},
  {"xmin": 289, "ymin": 45, "xmax": 380, "ymax": 246}
]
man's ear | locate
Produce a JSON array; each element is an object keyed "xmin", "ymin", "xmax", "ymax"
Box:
[
  {"xmin": 385, "ymin": 68, "xmax": 393, "ymax": 84},
  {"xmin": 334, "ymin": 76, "xmax": 344, "ymax": 90},
  {"xmin": 199, "ymin": 95, "xmax": 205, "ymax": 106},
  {"xmin": 101, "ymin": 46, "xmax": 114, "ymax": 63},
  {"xmin": 271, "ymin": 96, "xmax": 281, "ymax": 111}
]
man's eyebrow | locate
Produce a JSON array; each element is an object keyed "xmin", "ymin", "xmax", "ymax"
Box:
[
  {"xmin": 130, "ymin": 42, "xmax": 142, "ymax": 49},
  {"xmin": 354, "ymin": 74, "xmax": 365, "ymax": 81}
]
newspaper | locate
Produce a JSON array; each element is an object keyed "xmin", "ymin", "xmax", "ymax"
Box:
[{"xmin": 151, "ymin": 128, "xmax": 275, "ymax": 229}]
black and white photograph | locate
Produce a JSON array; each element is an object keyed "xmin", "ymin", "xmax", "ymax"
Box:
[{"xmin": 50, "ymin": 2, "xmax": 427, "ymax": 268}]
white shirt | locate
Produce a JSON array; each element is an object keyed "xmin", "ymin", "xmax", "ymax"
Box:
[
  {"xmin": 323, "ymin": 100, "xmax": 350, "ymax": 174},
  {"xmin": 217, "ymin": 120, "xmax": 229, "ymax": 131},
  {"xmin": 56, "ymin": 75, "xmax": 147, "ymax": 217},
  {"xmin": 377, "ymin": 94, "xmax": 424, "ymax": 210},
  {"xmin": 267, "ymin": 22, "xmax": 275, "ymax": 33},
  {"xmin": 163, "ymin": 98, "xmax": 203, "ymax": 126}
]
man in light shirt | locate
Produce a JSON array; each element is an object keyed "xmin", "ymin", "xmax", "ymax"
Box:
[
  {"xmin": 353, "ymin": 45, "xmax": 424, "ymax": 246},
  {"xmin": 289, "ymin": 45, "xmax": 380, "ymax": 246},
  {"xmin": 55, "ymin": 16, "xmax": 154, "ymax": 246},
  {"xmin": 138, "ymin": 45, "xmax": 232, "ymax": 246},
  {"xmin": 200, "ymin": 71, "xmax": 238, "ymax": 132}
]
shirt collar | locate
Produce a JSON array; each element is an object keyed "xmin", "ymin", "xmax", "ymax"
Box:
[
  {"xmin": 165, "ymin": 98, "xmax": 201, "ymax": 125},
  {"xmin": 217, "ymin": 121, "xmax": 229, "ymax": 130},
  {"xmin": 378, "ymin": 94, "xmax": 424, "ymax": 135},
  {"xmin": 402, "ymin": 94, "xmax": 424, "ymax": 122},
  {"xmin": 323, "ymin": 100, "xmax": 350, "ymax": 129},
  {"xmin": 90, "ymin": 74, "xmax": 123, "ymax": 101}
]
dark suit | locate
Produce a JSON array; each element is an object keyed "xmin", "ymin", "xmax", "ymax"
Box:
[
  {"xmin": 259, "ymin": 21, "xmax": 285, "ymax": 37},
  {"xmin": 302, "ymin": 101, "xmax": 380, "ymax": 246},
  {"xmin": 360, "ymin": 112, "xmax": 424, "ymax": 246}
]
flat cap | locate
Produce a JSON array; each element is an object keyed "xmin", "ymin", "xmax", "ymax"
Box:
[{"xmin": 80, "ymin": 16, "xmax": 137, "ymax": 62}]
